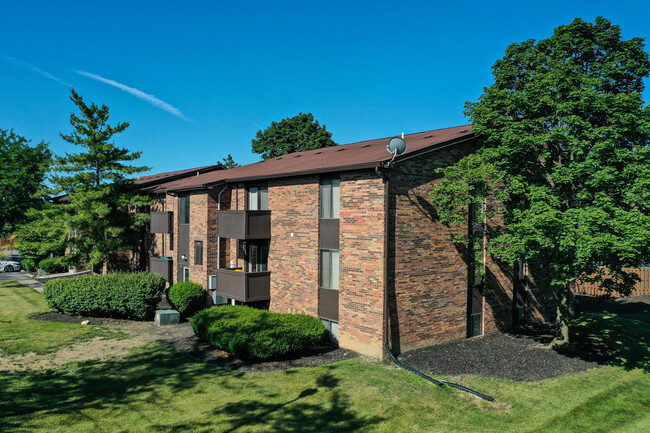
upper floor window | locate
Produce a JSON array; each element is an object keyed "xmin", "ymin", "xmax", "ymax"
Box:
[
  {"xmin": 320, "ymin": 178, "xmax": 340, "ymax": 219},
  {"xmin": 320, "ymin": 249, "xmax": 340, "ymax": 290},
  {"xmin": 249, "ymin": 185, "xmax": 268, "ymax": 210},
  {"xmin": 194, "ymin": 241, "xmax": 203, "ymax": 265},
  {"xmin": 179, "ymin": 194, "xmax": 190, "ymax": 224}
]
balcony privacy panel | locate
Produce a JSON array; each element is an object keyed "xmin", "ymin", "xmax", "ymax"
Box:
[
  {"xmin": 150, "ymin": 211, "xmax": 172, "ymax": 233},
  {"xmin": 319, "ymin": 288, "xmax": 339, "ymax": 321},
  {"xmin": 215, "ymin": 269, "xmax": 270, "ymax": 302},
  {"xmin": 150, "ymin": 257, "xmax": 173, "ymax": 281},
  {"xmin": 320, "ymin": 218, "xmax": 339, "ymax": 250},
  {"xmin": 217, "ymin": 210, "xmax": 271, "ymax": 239}
]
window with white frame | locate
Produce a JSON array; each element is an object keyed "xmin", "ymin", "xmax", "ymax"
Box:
[
  {"xmin": 319, "ymin": 249, "xmax": 339, "ymax": 290},
  {"xmin": 249, "ymin": 185, "xmax": 268, "ymax": 210},
  {"xmin": 320, "ymin": 178, "xmax": 340, "ymax": 219}
]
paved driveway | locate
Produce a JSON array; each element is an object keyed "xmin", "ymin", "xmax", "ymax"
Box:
[{"xmin": 0, "ymin": 271, "xmax": 44, "ymax": 292}]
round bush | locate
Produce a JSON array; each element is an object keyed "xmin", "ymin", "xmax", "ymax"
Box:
[
  {"xmin": 191, "ymin": 305, "xmax": 326, "ymax": 359},
  {"xmin": 38, "ymin": 258, "xmax": 65, "ymax": 274},
  {"xmin": 21, "ymin": 258, "xmax": 35, "ymax": 272},
  {"xmin": 168, "ymin": 281, "xmax": 205, "ymax": 316}
]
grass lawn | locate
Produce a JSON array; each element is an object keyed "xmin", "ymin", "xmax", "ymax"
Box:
[
  {"xmin": 0, "ymin": 281, "xmax": 126, "ymax": 356},
  {"xmin": 1, "ymin": 282, "xmax": 649, "ymax": 433}
]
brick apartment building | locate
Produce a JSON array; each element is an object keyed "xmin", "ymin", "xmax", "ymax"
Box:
[{"xmin": 145, "ymin": 125, "xmax": 557, "ymax": 358}]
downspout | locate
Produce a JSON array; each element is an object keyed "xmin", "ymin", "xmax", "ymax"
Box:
[
  {"xmin": 375, "ymin": 164, "xmax": 494, "ymax": 402},
  {"xmin": 215, "ymin": 183, "xmax": 229, "ymax": 304}
]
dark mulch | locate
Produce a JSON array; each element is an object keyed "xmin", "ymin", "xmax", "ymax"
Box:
[
  {"xmin": 401, "ymin": 331, "xmax": 601, "ymax": 382},
  {"xmin": 30, "ymin": 311, "xmax": 359, "ymax": 372}
]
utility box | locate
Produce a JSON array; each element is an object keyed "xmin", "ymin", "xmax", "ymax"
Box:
[{"xmin": 154, "ymin": 309, "xmax": 180, "ymax": 326}]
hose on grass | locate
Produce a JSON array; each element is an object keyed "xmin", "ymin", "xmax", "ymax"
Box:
[{"xmin": 385, "ymin": 344, "xmax": 495, "ymax": 402}]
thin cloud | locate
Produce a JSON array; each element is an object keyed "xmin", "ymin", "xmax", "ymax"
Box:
[
  {"xmin": 1, "ymin": 54, "xmax": 72, "ymax": 87},
  {"xmin": 75, "ymin": 70, "xmax": 189, "ymax": 121}
]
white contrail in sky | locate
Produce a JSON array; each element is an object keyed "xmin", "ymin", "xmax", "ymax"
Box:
[
  {"xmin": 1, "ymin": 53, "xmax": 72, "ymax": 87},
  {"xmin": 75, "ymin": 70, "xmax": 190, "ymax": 121}
]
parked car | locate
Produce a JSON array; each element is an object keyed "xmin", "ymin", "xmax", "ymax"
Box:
[{"xmin": 0, "ymin": 260, "xmax": 21, "ymax": 272}]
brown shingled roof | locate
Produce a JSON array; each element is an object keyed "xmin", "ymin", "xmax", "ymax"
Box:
[{"xmin": 164, "ymin": 125, "xmax": 474, "ymax": 192}]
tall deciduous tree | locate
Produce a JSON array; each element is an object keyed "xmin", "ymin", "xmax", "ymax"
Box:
[
  {"xmin": 251, "ymin": 112, "xmax": 337, "ymax": 159},
  {"xmin": 430, "ymin": 17, "xmax": 650, "ymax": 345},
  {"xmin": 53, "ymin": 88, "xmax": 151, "ymax": 271},
  {"xmin": 0, "ymin": 128, "xmax": 51, "ymax": 235}
]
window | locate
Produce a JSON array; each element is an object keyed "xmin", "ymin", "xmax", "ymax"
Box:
[
  {"xmin": 169, "ymin": 232, "xmax": 174, "ymax": 251},
  {"xmin": 320, "ymin": 178, "xmax": 340, "ymax": 219},
  {"xmin": 183, "ymin": 267, "xmax": 190, "ymax": 282},
  {"xmin": 179, "ymin": 195, "xmax": 190, "ymax": 224},
  {"xmin": 209, "ymin": 275, "xmax": 228, "ymax": 305},
  {"xmin": 249, "ymin": 185, "xmax": 268, "ymax": 210},
  {"xmin": 468, "ymin": 199, "xmax": 485, "ymax": 337},
  {"xmin": 321, "ymin": 319, "xmax": 339, "ymax": 345},
  {"xmin": 320, "ymin": 250, "xmax": 339, "ymax": 290},
  {"xmin": 194, "ymin": 241, "xmax": 203, "ymax": 265},
  {"xmin": 247, "ymin": 243, "xmax": 269, "ymax": 272}
]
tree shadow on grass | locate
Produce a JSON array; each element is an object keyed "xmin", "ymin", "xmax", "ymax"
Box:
[
  {"xmin": 556, "ymin": 313, "xmax": 650, "ymax": 373},
  {"xmin": 0, "ymin": 344, "xmax": 245, "ymax": 432}
]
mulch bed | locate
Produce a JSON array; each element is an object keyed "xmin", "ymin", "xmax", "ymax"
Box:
[
  {"xmin": 30, "ymin": 311, "xmax": 359, "ymax": 372},
  {"xmin": 31, "ymin": 295, "xmax": 649, "ymax": 379}
]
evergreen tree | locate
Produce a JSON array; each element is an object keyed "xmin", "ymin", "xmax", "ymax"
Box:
[
  {"xmin": 53, "ymin": 89, "xmax": 151, "ymax": 271},
  {"xmin": 430, "ymin": 18, "xmax": 650, "ymax": 345},
  {"xmin": 251, "ymin": 112, "xmax": 337, "ymax": 159},
  {"xmin": 221, "ymin": 153, "xmax": 240, "ymax": 168},
  {"xmin": 0, "ymin": 128, "xmax": 51, "ymax": 236}
]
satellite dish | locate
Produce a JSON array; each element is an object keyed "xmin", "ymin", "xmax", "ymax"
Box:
[{"xmin": 387, "ymin": 137, "xmax": 407, "ymax": 156}]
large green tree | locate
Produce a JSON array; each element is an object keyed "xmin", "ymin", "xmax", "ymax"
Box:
[
  {"xmin": 52, "ymin": 89, "xmax": 151, "ymax": 271},
  {"xmin": 430, "ymin": 17, "xmax": 650, "ymax": 345},
  {"xmin": 251, "ymin": 112, "xmax": 337, "ymax": 159},
  {"xmin": 0, "ymin": 128, "xmax": 51, "ymax": 235}
]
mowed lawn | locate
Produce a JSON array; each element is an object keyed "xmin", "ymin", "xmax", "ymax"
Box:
[
  {"xmin": 0, "ymin": 281, "xmax": 125, "ymax": 356},
  {"xmin": 1, "ymin": 282, "xmax": 649, "ymax": 433}
]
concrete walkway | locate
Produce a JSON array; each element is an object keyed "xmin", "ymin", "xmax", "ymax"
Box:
[{"xmin": 0, "ymin": 271, "xmax": 44, "ymax": 292}]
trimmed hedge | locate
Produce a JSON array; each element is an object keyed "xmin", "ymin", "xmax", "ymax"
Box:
[
  {"xmin": 191, "ymin": 305, "xmax": 325, "ymax": 359},
  {"xmin": 38, "ymin": 258, "xmax": 65, "ymax": 274},
  {"xmin": 43, "ymin": 272, "xmax": 167, "ymax": 320},
  {"xmin": 168, "ymin": 281, "xmax": 205, "ymax": 316}
]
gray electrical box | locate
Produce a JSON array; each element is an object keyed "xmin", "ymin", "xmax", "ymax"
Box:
[{"xmin": 154, "ymin": 309, "xmax": 180, "ymax": 326}]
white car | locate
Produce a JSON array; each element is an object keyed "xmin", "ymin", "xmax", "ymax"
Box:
[{"xmin": 0, "ymin": 260, "xmax": 21, "ymax": 272}]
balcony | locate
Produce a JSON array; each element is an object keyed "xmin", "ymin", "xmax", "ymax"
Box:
[
  {"xmin": 217, "ymin": 210, "xmax": 271, "ymax": 239},
  {"xmin": 214, "ymin": 269, "xmax": 270, "ymax": 302},
  {"xmin": 150, "ymin": 256, "xmax": 173, "ymax": 281},
  {"xmin": 150, "ymin": 211, "xmax": 172, "ymax": 233}
]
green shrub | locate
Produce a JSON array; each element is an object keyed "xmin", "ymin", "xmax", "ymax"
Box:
[
  {"xmin": 43, "ymin": 272, "xmax": 167, "ymax": 320},
  {"xmin": 168, "ymin": 281, "xmax": 205, "ymax": 316},
  {"xmin": 20, "ymin": 258, "xmax": 35, "ymax": 272},
  {"xmin": 191, "ymin": 305, "xmax": 325, "ymax": 359},
  {"xmin": 38, "ymin": 258, "xmax": 65, "ymax": 274}
]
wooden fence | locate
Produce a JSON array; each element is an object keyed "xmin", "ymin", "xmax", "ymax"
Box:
[{"xmin": 573, "ymin": 267, "xmax": 650, "ymax": 297}]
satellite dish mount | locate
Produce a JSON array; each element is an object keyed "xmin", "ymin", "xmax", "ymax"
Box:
[{"xmin": 385, "ymin": 134, "xmax": 407, "ymax": 167}]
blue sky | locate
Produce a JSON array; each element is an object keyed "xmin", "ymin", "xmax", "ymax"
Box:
[{"xmin": 2, "ymin": 0, "xmax": 650, "ymax": 175}]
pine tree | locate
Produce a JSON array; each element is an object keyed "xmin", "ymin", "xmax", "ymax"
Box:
[{"xmin": 53, "ymin": 89, "xmax": 151, "ymax": 272}]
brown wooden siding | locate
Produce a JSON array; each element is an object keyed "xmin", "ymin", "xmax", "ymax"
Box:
[
  {"xmin": 217, "ymin": 210, "xmax": 271, "ymax": 239},
  {"xmin": 150, "ymin": 211, "xmax": 172, "ymax": 233},
  {"xmin": 214, "ymin": 269, "xmax": 271, "ymax": 302},
  {"xmin": 319, "ymin": 288, "xmax": 339, "ymax": 321},
  {"xmin": 150, "ymin": 256, "xmax": 173, "ymax": 281},
  {"xmin": 320, "ymin": 219, "xmax": 339, "ymax": 250},
  {"xmin": 574, "ymin": 267, "xmax": 650, "ymax": 297}
]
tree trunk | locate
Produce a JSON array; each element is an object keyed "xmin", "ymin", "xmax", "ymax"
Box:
[{"xmin": 550, "ymin": 284, "xmax": 571, "ymax": 347}]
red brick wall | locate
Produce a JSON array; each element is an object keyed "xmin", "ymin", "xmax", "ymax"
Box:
[
  {"xmin": 339, "ymin": 171, "xmax": 386, "ymax": 358},
  {"xmin": 388, "ymin": 139, "xmax": 514, "ymax": 351},
  {"xmin": 267, "ymin": 176, "xmax": 320, "ymax": 316}
]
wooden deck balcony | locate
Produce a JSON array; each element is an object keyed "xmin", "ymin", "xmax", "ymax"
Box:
[
  {"xmin": 213, "ymin": 269, "xmax": 270, "ymax": 302},
  {"xmin": 217, "ymin": 210, "xmax": 271, "ymax": 239}
]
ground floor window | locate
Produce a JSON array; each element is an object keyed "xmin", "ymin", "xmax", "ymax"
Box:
[
  {"xmin": 183, "ymin": 267, "xmax": 190, "ymax": 282},
  {"xmin": 321, "ymin": 319, "xmax": 339, "ymax": 345}
]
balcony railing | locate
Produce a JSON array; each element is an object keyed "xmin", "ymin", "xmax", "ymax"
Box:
[
  {"xmin": 150, "ymin": 211, "xmax": 172, "ymax": 233},
  {"xmin": 214, "ymin": 269, "xmax": 270, "ymax": 302},
  {"xmin": 217, "ymin": 210, "xmax": 271, "ymax": 239},
  {"xmin": 150, "ymin": 256, "xmax": 173, "ymax": 281}
]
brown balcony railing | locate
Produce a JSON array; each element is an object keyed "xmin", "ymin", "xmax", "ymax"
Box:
[
  {"xmin": 214, "ymin": 269, "xmax": 271, "ymax": 302},
  {"xmin": 217, "ymin": 210, "xmax": 271, "ymax": 239},
  {"xmin": 150, "ymin": 256, "xmax": 173, "ymax": 281},
  {"xmin": 150, "ymin": 211, "xmax": 172, "ymax": 233}
]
